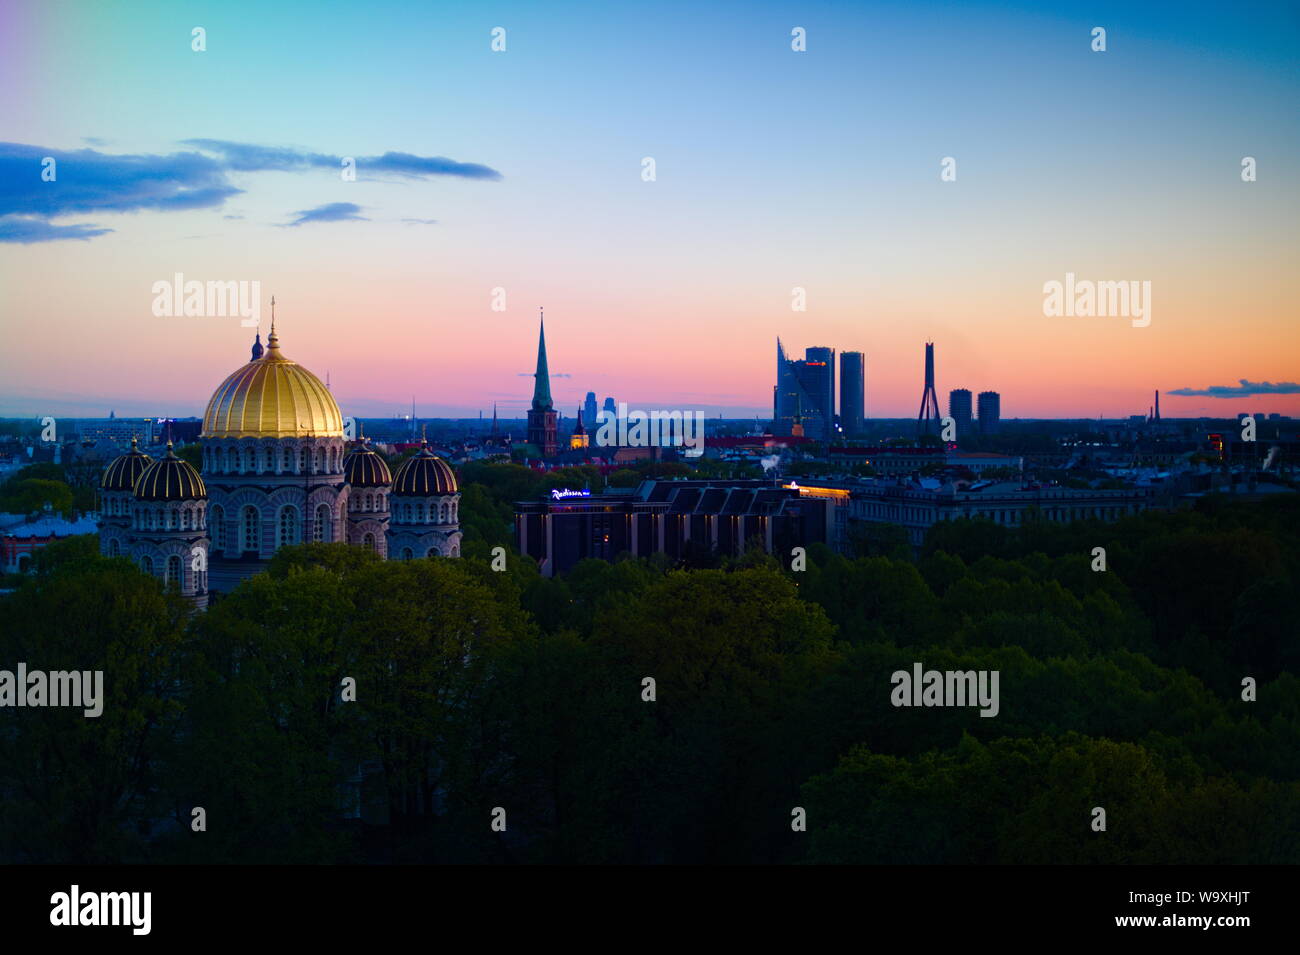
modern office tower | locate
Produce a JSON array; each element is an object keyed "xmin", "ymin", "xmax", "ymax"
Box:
[
  {"xmin": 916, "ymin": 342, "xmax": 941, "ymax": 436},
  {"xmin": 603, "ymin": 396, "xmax": 617, "ymax": 420},
  {"xmin": 977, "ymin": 391, "xmax": 1001, "ymax": 434},
  {"xmin": 948, "ymin": 389, "xmax": 973, "ymax": 440},
  {"xmin": 584, "ymin": 391, "xmax": 598, "ymax": 428},
  {"xmin": 806, "ymin": 346, "xmax": 836, "ymax": 432},
  {"xmin": 774, "ymin": 339, "xmax": 832, "ymax": 439},
  {"xmin": 526, "ymin": 310, "xmax": 559, "ymax": 456},
  {"xmin": 840, "ymin": 351, "xmax": 865, "ymax": 436}
]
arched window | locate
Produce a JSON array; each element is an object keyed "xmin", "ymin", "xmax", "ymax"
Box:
[
  {"xmin": 401, "ymin": 547, "xmax": 413, "ymax": 561},
  {"xmin": 108, "ymin": 538, "xmax": 120, "ymax": 557},
  {"xmin": 180, "ymin": 509, "xmax": 189, "ymax": 530},
  {"xmin": 450, "ymin": 543, "xmax": 459, "ymax": 557},
  {"xmin": 242, "ymin": 447, "xmax": 253, "ymax": 473},
  {"xmin": 165, "ymin": 555, "xmax": 182, "ymax": 591},
  {"xmin": 278, "ymin": 505, "xmax": 299, "ymax": 548},
  {"xmin": 315, "ymin": 504, "xmax": 331, "ymax": 543},
  {"xmin": 210, "ymin": 505, "xmax": 224, "ymax": 553},
  {"xmin": 363, "ymin": 532, "xmax": 376, "ymax": 553},
  {"xmin": 241, "ymin": 506, "xmax": 259, "ymax": 553},
  {"xmin": 426, "ymin": 546, "xmax": 439, "ymax": 558},
  {"xmin": 141, "ymin": 555, "xmax": 154, "ymax": 575}
]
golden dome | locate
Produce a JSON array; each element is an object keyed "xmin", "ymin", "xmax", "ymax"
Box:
[
  {"xmin": 344, "ymin": 441, "xmax": 393, "ymax": 488},
  {"xmin": 135, "ymin": 444, "xmax": 207, "ymax": 501},
  {"xmin": 201, "ymin": 326, "xmax": 343, "ymax": 439},
  {"xmin": 101, "ymin": 437, "xmax": 153, "ymax": 490},
  {"xmin": 392, "ymin": 442, "xmax": 458, "ymax": 496}
]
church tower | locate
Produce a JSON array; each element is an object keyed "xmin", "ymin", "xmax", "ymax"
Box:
[{"xmin": 526, "ymin": 309, "xmax": 559, "ymax": 456}]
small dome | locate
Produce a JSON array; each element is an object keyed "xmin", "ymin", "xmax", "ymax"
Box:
[
  {"xmin": 134, "ymin": 444, "xmax": 207, "ymax": 501},
  {"xmin": 391, "ymin": 442, "xmax": 458, "ymax": 496},
  {"xmin": 101, "ymin": 437, "xmax": 153, "ymax": 491},
  {"xmin": 344, "ymin": 442, "xmax": 393, "ymax": 488},
  {"xmin": 201, "ymin": 325, "xmax": 343, "ymax": 439}
]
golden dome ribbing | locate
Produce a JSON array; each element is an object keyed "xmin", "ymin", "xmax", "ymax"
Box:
[{"xmin": 201, "ymin": 326, "xmax": 343, "ymax": 439}]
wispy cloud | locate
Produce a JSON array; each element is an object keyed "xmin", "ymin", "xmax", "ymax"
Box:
[
  {"xmin": 181, "ymin": 139, "xmax": 502, "ymax": 181},
  {"xmin": 0, "ymin": 139, "xmax": 499, "ymax": 242},
  {"xmin": 0, "ymin": 141, "xmax": 241, "ymax": 220},
  {"xmin": 284, "ymin": 202, "xmax": 368, "ymax": 227},
  {"xmin": 1168, "ymin": 379, "xmax": 1300, "ymax": 398},
  {"xmin": 401, "ymin": 218, "xmax": 438, "ymax": 225},
  {"xmin": 0, "ymin": 215, "xmax": 113, "ymax": 244}
]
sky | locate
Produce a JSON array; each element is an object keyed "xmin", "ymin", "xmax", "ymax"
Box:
[{"xmin": 1, "ymin": 0, "xmax": 1297, "ymax": 421}]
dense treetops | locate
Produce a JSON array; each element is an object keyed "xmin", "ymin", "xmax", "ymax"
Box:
[{"xmin": 0, "ymin": 493, "xmax": 1296, "ymax": 863}]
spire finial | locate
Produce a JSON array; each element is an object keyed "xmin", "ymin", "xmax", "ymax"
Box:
[{"xmin": 266, "ymin": 297, "xmax": 280, "ymax": 353}]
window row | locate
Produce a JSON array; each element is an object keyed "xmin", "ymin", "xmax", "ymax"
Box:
[
  {"xmin": 209, "ymin": 503, "xmax": 336, "ymax": 553},
  {"xmin": 392, "ymin": 500, "xmax": 459, "ymax": 524},
  {"xmin": 202, "ymin": 444, "xmax": 342, "ymax": 476},
  {"xmin": 350, "ymin": 491, "xmax": 389, "ymax": 513},
  {"xmin": 132, "ymin": 506, "xmax": 206, "ymax": 531}
]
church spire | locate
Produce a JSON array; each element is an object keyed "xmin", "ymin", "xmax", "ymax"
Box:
[
  {"xmin": 531, "ymin": 307, "xmax": 553, "ymax": 411},
  {"xmin": 251, "ymin": 329, "xmax": 263, "ymax": 360}
]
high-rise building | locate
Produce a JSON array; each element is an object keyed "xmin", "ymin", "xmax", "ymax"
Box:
[
  {"xmin": 603, "ymin": 396, "xmax": 616, "ymax": 420},
  {"xmin": 526, "ymin": 309, "xmax": 559, "ymax": 456},
  {"xmin": 584, "ymin": 391, "xmax": 598, "ymax": 429},
  {"xmin": 977, "ymin": 391, "xmax": 1001, "ymax": 434},
  {"xmin": 917, "ymin": 343, "xmax": 941, "ymax": 436},
  {"xmin": 948, "ymin": 389, "xmax": 973, "ymax": 440},
  {"xmin": 773, "ymin": 339, "xmax": 832, "ymax": 440},
  {"xmin": 840, "ymin": 351, "xmax": 865, "ymax": 437},
  {"xmin": 806, "ymin": 346, "xmax": 836, "ymax": 432}
]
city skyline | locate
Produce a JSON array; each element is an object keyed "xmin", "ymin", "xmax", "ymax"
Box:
[{"xmin": 2, "ymin": 0, "xmax": 1298, "ymax": 419}]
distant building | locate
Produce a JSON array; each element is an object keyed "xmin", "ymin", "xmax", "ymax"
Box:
[
  {"xmin": 1, "ymin": 510, "xmax": 99, "ymax": 574},
  {"xmin": 74, "ymin": 418, "xmax": 157, "ymax": 446},
  {"xmin": 570, "ymin": 406, "xmax": 589, "ymax": 449},
  {"xmin": 807, "ymin": 346, "xmax": 836, "ymax": 433},
  {"xmin": 525, "ymin": 311, "xmax": 559, "ymax": 456},
  {"xmin": 948, "ymin": 389, "xmax": 973, "ymax": 440},
  {"xmin": 840, "ymin": 352, "xmax": 865, "ymax": 436},
  {"xmin": 790, "ymin": 478, "xmax": 1161, "ymax": 550},
  {"xmin": 583, "ymin": 392, "xmax": 599, "ymax": 429},
  {"xmin": 774, "ymin": 339, "xmax": 833, "ymax": 440},
  {"xmin": 977, "ymin": 391, "xmax": 1001, "ymax": 434},
  {"xmin": 516, "ymin": 479, "xmax": 828, "ymax": 576}
]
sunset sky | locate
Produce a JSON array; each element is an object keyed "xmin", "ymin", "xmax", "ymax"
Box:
[{"xmin": 1, "ymin": 0, "xmax": 1297, "ymax": 421}]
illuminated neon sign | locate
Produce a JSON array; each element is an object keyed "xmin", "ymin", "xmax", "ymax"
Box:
[{"xmin": 550, "ymin": 488, "xmax": 591, "ymax": 500}]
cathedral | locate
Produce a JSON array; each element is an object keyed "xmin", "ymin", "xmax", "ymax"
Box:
[{"xmin": 98, "ymin": 320, "xmax": 462, "ymax": 607}]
